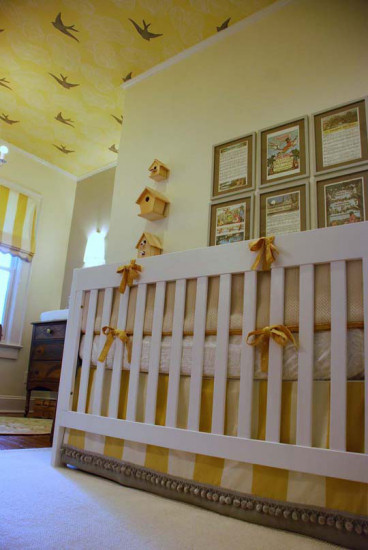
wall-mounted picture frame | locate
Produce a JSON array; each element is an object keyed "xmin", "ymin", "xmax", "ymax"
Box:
[
  {"xmin": 313, "ymin": 97, "xmax": 368, "ymax": 175},
  {"xmin": 209, "ymin": 194, "xmax": 252, "ymax": 246},
  {"xmin": 259, "ymin": 181, "xmax": 308, "ymax": 237},
  {"xmin": 316, "ymin": 169, "xmax": 368, "ymax": 228},
  {"xmin": 259, "ymin": 117, "xmax": 309, "ymax": 187},
  {"xmin": 212, "ymin": 133, "xmax": 255, "ymax": 199}
]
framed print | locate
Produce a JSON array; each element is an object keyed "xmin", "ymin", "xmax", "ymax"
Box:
[
  {"xmin": 313, "ymin": 98, "xmax": 368, "ymax": 174},
  {"xmin": 316, "ymin": 170, "xmax": 368, "ymax": 228},
  {"xmin": 212, "ymin": 134, "xmax": 255, "ymax": 199},
  {"xmin": 259, "ymin": 182, "xmax": 308, "ymax": 237},
  {"xmin": 260, "ymin": 117, "xmax": 308, "ymax": 187},
  {"xmin": 209, "ymin": 195, "xmax": 252, "ymax": 246}
]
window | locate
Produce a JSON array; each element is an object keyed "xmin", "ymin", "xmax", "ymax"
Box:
[{"xmin": 0, "ymin": 252, "xmax": 18, "ymax": 335}]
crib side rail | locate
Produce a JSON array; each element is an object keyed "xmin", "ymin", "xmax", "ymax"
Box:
[{"xmin": 53, "ymin": 222, "xmax": 368, "ymax": 480}]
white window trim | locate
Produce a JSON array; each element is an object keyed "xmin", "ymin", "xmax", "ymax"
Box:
[{"xmin": 0, "ymin": 177, "xmax": 42, "ymax": 360}]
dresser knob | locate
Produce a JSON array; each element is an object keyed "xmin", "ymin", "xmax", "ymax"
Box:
[{"xmin": 46, "ymin": 328, "xmax": 53, "ymax": 334}]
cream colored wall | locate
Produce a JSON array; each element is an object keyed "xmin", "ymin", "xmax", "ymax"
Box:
[
  {"xmin": 61, "ymin": 167, "xmax": 116, "ymax": 308},
  {"xmin": 108, "ymin": 0, "xmax": 368, "ymax": 262},
  {"xmin": 0, "ymin": 146, "xmax": 76, "ymax": 400}
]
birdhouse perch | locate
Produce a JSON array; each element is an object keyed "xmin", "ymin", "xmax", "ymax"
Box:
[
  {"xmin": 149, "ymin": 159, "xmax": 169, "ymax": 182},
  {"xmin": 136, "ymin": 186, "xmax": 170, "ymax": 221}
]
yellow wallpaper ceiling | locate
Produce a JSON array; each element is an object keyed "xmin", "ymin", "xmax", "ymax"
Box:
[{"xmin": 0, "ymin": 0, "xmax": 277, "ymax": 177}]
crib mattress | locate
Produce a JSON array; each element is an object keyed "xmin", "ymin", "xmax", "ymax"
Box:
[{"xmin": 79, "ymin": 328, "xmax": 364, "ymax": 380}]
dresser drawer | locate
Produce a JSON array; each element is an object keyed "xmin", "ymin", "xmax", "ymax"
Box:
[
  {"xmin": 34, "ymin": 323, "xmax": 66, "ymax": 341},
  {"xmin": 31, "ymin": 341, "xmax": 64, "ymax": 361},
  {"xmin": 27, "ymin": 361, "xmax": 61, "ymax": 391}
]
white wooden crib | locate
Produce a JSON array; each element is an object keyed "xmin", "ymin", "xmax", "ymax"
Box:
[{"xmin": 52, "ymin": 221, "xmax": 368, "ymax": 488}]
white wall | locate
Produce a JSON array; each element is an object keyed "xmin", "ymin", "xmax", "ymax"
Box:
[
  {"xmin": 107, "ymin": 0, "xmax": 368, "ymax": 263},
  {"xmin": 0, "ymin": 145, "xmax": 76, "ymax": 407}
]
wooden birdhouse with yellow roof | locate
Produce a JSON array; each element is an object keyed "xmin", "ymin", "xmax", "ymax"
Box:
[
  {"xmin": 149, "ymin": 159, "xmax": 169, "ymax": 182},
  {"xmin": 136, "ymin": 232, "xmax": 163, "ymax": 258},
  {"xmin": 136, "ymin": 186, "xmax": 170, "ymax": 221}
]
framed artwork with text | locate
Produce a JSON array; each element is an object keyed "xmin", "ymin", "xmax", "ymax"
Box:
[
  {"xmin": 313, "ymin": 98, "xmax": 368, "ymax": 174},
  {"xmin": 259, "ymin": 182, "xmax": 308, "ymax": 237},
  {"xmin": 260, "ymin": 117, "xmax": 308, "ymax": 187},
  {"xmin": 316, "ymin": 170, "xmax": 368, "ymax": 228},
  {"xmin": 209, "ymin": 195, "xmax": 252, "ymax": 246},
  {"xmin": 212, "ymin": 134, "xmax": 255, "ymax": 199}
]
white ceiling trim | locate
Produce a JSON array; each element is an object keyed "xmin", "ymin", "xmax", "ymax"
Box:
[
  {"xmin": 77, "ymin": 161, "xmax": 117, "ymax": 182},
  {"xmin": 0, "ymin": 139, "xmax": 77, "ymax": 181},
  {"xmin": 122, "ymin": 0, "xmax": 294, "ymax": 90}
]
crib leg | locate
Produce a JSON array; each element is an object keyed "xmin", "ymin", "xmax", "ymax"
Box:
[{"xmin": 51, "ymin": 423, "xmax": 65, "ymax": 467}]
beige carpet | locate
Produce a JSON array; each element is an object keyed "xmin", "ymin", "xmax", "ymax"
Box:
[
  {"xmin": 0, "ymin": 416, "xmax": 52, "ymax": 435},
  {"xmin": 0, "ymin": 448, "xmax": 342, "ymax": 550}
]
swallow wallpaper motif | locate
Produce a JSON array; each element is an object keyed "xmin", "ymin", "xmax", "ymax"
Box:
[{"xmin": 0, "ymin": 0, "xmax": 277, "ymax": 177}]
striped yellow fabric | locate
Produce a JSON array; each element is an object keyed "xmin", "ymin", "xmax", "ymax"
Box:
[
  {"xmin": 66, "ymin": 371, "xmax": 368, "ymax": 517},
  {"xmin": 0, "ymin": 185, "xmax": 37, "ymax": 261}
]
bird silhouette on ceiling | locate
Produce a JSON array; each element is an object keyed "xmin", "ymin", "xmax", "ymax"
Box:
[
  {"xmin": 129, "ymin": 19, "xmax": 163, "ymax": 41},
  {"xmin": 122, "ymin": 72, "xmax": 132, "ymax": 82},
  {"xmin": 55, "ymin": 112, "xmax": 75, "ymax": 127},
  {"xmin": 52, "ymin": 13, "xmax": 79, "ymax": 42},
  {"xmin": 49, "ymin": 73, "xmax": 79, "ymax": 89},
  {"xmin": 109, "ymin": 144, "xmax": 119, "ymax": 154},
  {"xmin": 0, "ymin": 78, "xmax": 12, "ymax": 90},
  {"xmin": 217, "ymin": 18, "xmax": 231, "ymax": 32},
  {"xmin": 53, "ymin": 144, "xmax": 75, "ymax": 154},
  {"xmin": 111, "ymin": 114, "xmax": 123, "ymax": 125},
  {"xmin": 1, "ymin": 113, "xmax": 19, "ymax": 124}
]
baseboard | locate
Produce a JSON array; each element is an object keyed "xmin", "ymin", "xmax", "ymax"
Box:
[{"xmin": 0, "ymin": 395, "xmax": 35, "ymax": 414}]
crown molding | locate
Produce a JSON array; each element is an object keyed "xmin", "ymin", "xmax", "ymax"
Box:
[
  {"xmin": 122, "ymin": 0, "xmax": 294, "ymax": 90},
  {"xmin": 77, "ymin": 161, "xmax": 117, "ymax": 182},
  {"xmin": 0, "ymin": 139, "xmax": 77, "ymax": 181}
]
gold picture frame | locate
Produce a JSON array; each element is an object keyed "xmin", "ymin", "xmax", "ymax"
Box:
[
  {"xmin": 212, "ymin": 134, "xmax": 255, "ymax": 199},
  {"xmin": 209, "ymin": 195, "xmax": 252, "ymax": 246},
  {"xmin": 260, "ymin": 117, "xmax": 308, "ymax": 187},
  {"xmin": 313, "ymin": 98, "xmax": 368, "ymax": 174},
  {"xmin": 259, "ymin": 182, "xmax": 308, "ymax": 238},
  {"xmin": 316, "ymin": 170, "xmax": 368, "ymax": 228}
]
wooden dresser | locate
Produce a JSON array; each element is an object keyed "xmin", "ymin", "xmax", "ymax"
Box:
[{"xmin": 25, "ymin": 320, "xmax": 67, "ymax": 417}]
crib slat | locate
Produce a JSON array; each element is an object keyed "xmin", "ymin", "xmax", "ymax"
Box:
[
  {"xmin": 108, "ymin": 288, "xmax": 130, "ymax": 418},
  {"xmin": 126, "ymin": 284, "xmax": 147, "ymax": 421},
  {"xmin": 91, "ymin": 287, "xmax": 113, "ymax": 416},
  {"xmin": 238, "ymin": 271, "xmax": 257, "ymax": 438},
  {"xmin": 211, "ymin": 274, "xmax": 231, "ymax": 435},
  {"xmin": 145, "ymin": 281, "xmax": 166, "ymax": 425},
  {"xmin": 187, "ymin": 276, "xmax": 208, "ymax": 431},
  {"xmin": 166, "ymin": 279, "xmax": 186, "ymax": 428},
  {"xmin": 330, "ymin": 260, "xmax": 347, "ymax": 451},
  {"xmin": 77, "ymin": 289, "xmax": 98, "ymax": 413},
  {"xmin": 363, "ymin": 257, "xmax": 368, "ymax": 453},
  {"xmin": 266, "ymin": 267, "xmax": 285, "ymax": 443},
  {"xmin": 296, "ymin": 264, "xmax": 314, "ymax": 447}
]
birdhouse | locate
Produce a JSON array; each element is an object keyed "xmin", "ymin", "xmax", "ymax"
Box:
[
  {"xmin": 136, "ymin": 186, "xmax": 170, "ymax": 221},
  {"xmin": 149, "ymin": 159, "xmax": 169, "ymax": 182},
  {"xmin": 136, "ymin": 232, "xmax": 163, "ymax": 258}
]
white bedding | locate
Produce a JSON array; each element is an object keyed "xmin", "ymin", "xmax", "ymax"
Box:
[{"xmin": 79, "ymin": 329, "xmax": 364, "ymax": 380}]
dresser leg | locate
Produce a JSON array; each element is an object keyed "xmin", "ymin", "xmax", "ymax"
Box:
[{"xmin": 24, "ymin": 390, "xmax": 31, "ymax": 417}]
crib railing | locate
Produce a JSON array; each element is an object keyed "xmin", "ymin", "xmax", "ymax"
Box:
[{"xmin": 52, "ymin": 222, "xmax": 368, "ymax": 484}]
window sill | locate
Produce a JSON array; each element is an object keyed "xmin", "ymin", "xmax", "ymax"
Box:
[{"xmin": 0, "ymin": 342, "xmax": 22, "ymax": 360}]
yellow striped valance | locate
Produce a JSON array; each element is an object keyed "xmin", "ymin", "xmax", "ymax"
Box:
[{"xmin": 0, "ymin": 185, "xmax": 37, "ymax": 261}]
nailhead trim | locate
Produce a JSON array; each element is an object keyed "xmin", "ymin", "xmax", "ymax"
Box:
[{"xmin": 61, "ymin": 446, "xmax": 367, "ymax": 538}]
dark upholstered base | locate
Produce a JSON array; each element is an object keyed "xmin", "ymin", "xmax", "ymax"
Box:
[{"xmin": 61, "ymin": 445, "xmax": 368, "ymax": 550}]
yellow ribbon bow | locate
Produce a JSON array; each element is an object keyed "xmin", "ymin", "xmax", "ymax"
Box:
[
  {"xmin": 249, "ymin": 236, "xmax": 279, "ymax": 271},
  {"xmin": 116, "ymin": 259, "xmax": 142, "ymax": 294},
  {"xmin": 98, "ymin": 326, "xmax": 132, "ymax": 364},
  {"xmin": 246, "ymin": 324, "xmax": 297, "ymax": 373}
]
